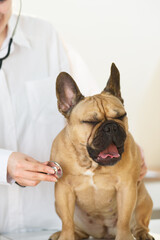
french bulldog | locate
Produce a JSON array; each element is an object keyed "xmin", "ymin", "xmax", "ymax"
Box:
[{"xmin": 49, "ymin": 63, "xmax": 154, "ymax": 240}]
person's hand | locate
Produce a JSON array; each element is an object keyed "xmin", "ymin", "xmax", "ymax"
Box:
[
  {"xmin": 138, "ymin": 146, "xmax": 147, "ymax": 181},
  {"xmin": 7, "ymin": 152, "xmax": 58, "ymax": 186}
]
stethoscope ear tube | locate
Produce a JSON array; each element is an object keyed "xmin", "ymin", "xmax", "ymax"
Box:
[{"xmin": 11, "ymin": 0, "xmax": 22, "ymax": 39}]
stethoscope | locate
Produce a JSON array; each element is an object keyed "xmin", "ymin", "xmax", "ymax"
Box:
[
  {"xmin": 0, "ymin": 0, "xmax": 22, "ymax": 69},
  {"xmin": 0, "ymin": 0, "xmax": 64, "ymax": 180}
]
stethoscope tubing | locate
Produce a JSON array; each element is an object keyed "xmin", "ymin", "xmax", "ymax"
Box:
[{"xmin": 0, "ymin": 0, "xmax": 22, "ymax": 69}]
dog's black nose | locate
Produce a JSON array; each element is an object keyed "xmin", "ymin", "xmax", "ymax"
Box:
[{"xmin": 104, "ymin": 123, "xmax": 118, "ymax": 134}]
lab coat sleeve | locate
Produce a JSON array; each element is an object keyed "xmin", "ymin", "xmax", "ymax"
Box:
[
  {"xmin": 63, "ymin": 43, "xmax": 100, "ymax": 96},
  {"xmin": 0, "ymin": 149, "xmax": 14, "ymax": 185}
]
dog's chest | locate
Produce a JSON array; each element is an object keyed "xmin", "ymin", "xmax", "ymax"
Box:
[
  {"xmin": 72, "ymin": 169, "xmax": 117, "ymax": 213},
  {"xmin": 83, "ymin": 170, "xmax": 97, "ymax": 189},
  {"xmin": 73, "ymin": 170, "xmax": 118, "ymax": 237}
]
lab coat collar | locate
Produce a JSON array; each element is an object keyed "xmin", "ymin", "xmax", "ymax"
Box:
[{"xmin": 8, "ymin": 14, "xmax": 31, "ymax": 49}]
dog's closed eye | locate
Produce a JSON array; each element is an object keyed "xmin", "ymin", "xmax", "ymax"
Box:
[
  {"xmin": 116, "ymin": 112, "xmax": 127, "ymax": 121},
  {"xmin": 81, "ymin": 120, "xmax": 101, "ymax": 125}
]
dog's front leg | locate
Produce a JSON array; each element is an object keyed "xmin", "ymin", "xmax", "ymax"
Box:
[
  {"xmin": 116, "ymin": 181, "xmax": 137, "ymax": 240},
  {"xmin": 54, "ymin": 181, "xmax": 76, "ymax": 240}
]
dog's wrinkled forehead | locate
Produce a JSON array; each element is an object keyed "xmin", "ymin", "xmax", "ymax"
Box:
[{"xmin": 72, "ymin": 93, "xmax": 125, "ymax": 121}]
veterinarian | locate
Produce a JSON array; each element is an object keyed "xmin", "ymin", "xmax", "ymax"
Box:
[
  {"xmin": 0, "ymin": 0, "xmax": 99, "ymax": 233},
  {"xmin": 0, "ymin": 0, "xmax": 147, "ymax": 234}
]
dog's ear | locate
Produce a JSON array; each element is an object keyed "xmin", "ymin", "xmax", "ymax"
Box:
[
  {"xmin": 56, "ymin": 72, "xmax": 84, "ymax": 118},
  {"xmin": 103, "ymin": 63, "xmax": 124, "ymax": 104}
]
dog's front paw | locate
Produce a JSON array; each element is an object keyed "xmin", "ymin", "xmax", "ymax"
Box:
[
  {"xmin": 116, "ymin": 233, "xmax": 134, "ymax": 240},
  {"xmin": 49, "ymin": 231, "xmax": 61, "ymax": 240},
  {"xmin": 49, "ymin": 231, "xmax": 76, "ymax": 240},
  {"xmin": 135, "ymin": 231, "xmax": 155, "ymax": 240}
]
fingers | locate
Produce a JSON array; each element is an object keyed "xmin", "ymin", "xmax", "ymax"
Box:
[
  {"xmin": 137, "ymin": 145, "xmax": 148, "ymax": 181},
  {"xmin": 42, "ymin": 161, "xmax": 50, "ymax": 165},
  {"xmin": 16, "ymin": 179, "xmax": 40, "ymax": 187},
  {"xmin": 139, "ymin": 162, "xmax": 147, "ymax": 181},
  {"xmin": 23, "ymin": 159, "xmax": 56, "ymax": 175},
  {"xmin": 15, "ymin": 169, "xmax": 58, "ymax": 183}
]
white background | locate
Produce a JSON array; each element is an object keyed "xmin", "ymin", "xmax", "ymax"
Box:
[{"xmin": 13, "ymin": 0, "xmax": 160, "ymax": 168}]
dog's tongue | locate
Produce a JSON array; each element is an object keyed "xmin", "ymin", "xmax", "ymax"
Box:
[{"xmin": 98, "ymin": 143, "xmax": 120, "ymax": 159}]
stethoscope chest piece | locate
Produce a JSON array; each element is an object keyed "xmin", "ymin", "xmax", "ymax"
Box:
[{"xmin": 47, "ymin": 161, "xmax": 63, "ymax": 179}]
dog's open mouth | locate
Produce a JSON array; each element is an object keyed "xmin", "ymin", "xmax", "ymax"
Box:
[
  {"xmin": 96, "ymin": 143, "xmax": 121, "ymax": 166},
  {"xmin": 87, "ymin": 143, "xmax": 122, "ymax": 166},
  {"xmin": 98, "ymin": 143, "xmax": 120, "ymax": 159}
]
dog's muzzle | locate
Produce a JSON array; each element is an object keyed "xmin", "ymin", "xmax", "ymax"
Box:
[{"xmin": 87, "ymin": 121, "xmax": 126, "ymax": 166}]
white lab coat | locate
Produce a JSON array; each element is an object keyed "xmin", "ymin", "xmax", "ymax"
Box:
[{"xmin": 0, "ymin": 15, "xmax": 98, "ymax": 233}]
